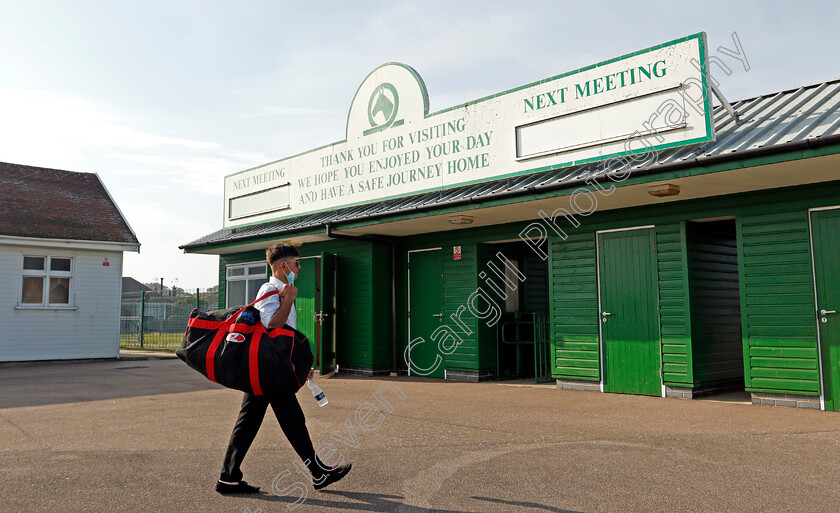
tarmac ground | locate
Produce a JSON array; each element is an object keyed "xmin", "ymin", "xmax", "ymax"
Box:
[{"xmin": 1, "ymin": 356, "xmax": 839, "ymax": 512}]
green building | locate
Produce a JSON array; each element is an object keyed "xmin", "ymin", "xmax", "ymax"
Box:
[{"xmin": 182, "ymin": 34, "xmax": 840, "ymax": 410}]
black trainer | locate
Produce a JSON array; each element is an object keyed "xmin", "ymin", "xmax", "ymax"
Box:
[
  {"xmin": 313, "ymin": 463, "xmax": 352, "ymax": 490},
  {"xmin": 215, "ymin": 480, "xmax": 260, "ymax": 494}
]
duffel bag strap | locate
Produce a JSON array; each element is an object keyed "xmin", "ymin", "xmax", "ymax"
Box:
[
  {"xmin": 228, "ymin": 288, "xmax": 280, "ymax": 325},
  {"xmin": 205, "ymin": 288, "xmax": 280, "ymax": 385},
  {"xmin": 249, "ymin": 323, "xmax": 266, "ymax": 395},
  {"xmin": 247, "ymin": 322, "xmax": 293, "ymax": 396},
  {"xmin": 187, "ymin": 289, "xmax": 279, "ymax": 331}
]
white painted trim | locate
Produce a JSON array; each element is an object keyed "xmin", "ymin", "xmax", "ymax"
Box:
[
  {"xmin": 18, "ymin": 254, "xmax": 75, "ymax": 308},
  {"xmin": 225, "ymin": 261, "xmax": 269, "ymax": 308},
  {"xmin": 595, "ymin": 233, "xmax": 605, "ymax": 392},
  {"xmin": 407, "ymin": 247, "xmax": 443, "ymax": 254},
  {"xmin": 807, "ymin": 208, "xmax": 839, "ymax": 411},
  {"xmin": 94, "ymin": 172, "xmax": 140, "ymax": 250},
  {"xmin": 0, "ymin": 234, "xmax": 139, "ymax": 253},
  {"xmin": 15, "ymin": 305, "xmax": 78, "ymax": 311},
  {"xmin": 595, "ymin": 225, "xmax": 656, "ymax": 235},
  {"xmin": 596, "ymin": 225, "xmax": 661, "ymax": 395},
  {"xmin": 809, "ymin": 205, "xmax": 840, "ymax": 213}
]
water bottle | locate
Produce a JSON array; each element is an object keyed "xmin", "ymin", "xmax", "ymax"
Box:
[{"xmin": 308, "ymin": 378, "xmax": 328, "ymax": 407}]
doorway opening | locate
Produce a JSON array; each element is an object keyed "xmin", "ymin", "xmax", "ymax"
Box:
[
  {"xmin": 685, "ymin": 218, "xmax": 745, "ymax": 396},
  {"xmin": 484, "ymin": 240, "xmax": 551, "ymax": 383}
]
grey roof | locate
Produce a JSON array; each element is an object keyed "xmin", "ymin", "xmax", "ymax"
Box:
[
  {"xmin": 122, "ymin": 277, "xmax": 152, "ymax": 293},
  {"xmin": 183, "ymin": 78, "xmax": 840, "ymax": 251},
  {"xmin": 0, "ymin": 162, "xmax": 139, "ymax": 245}
]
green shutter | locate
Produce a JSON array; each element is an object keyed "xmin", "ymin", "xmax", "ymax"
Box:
[
  {"xmin": 738, "ymin": 211, "xmax": 819, "ymax": 394},
  {"xmin": 549, "ymin": 232, "xmax": 600, "ymax": 381}
]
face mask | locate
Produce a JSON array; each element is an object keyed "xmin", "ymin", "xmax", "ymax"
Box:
[{"xmin": 283, "ymin": 261, "xmax": 296, "ymax": 285}]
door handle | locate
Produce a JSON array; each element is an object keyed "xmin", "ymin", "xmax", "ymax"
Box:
[
  {"xmin": 601, "ymin": 312, "xmax": 612, "ymax": 317},
  {"xmin": 821, "ymin": 309, "xmax": 837, "ymax": 315},
  {"xmin": 432, "ymin": 313, "xmax": 443, "ymax": 318}
]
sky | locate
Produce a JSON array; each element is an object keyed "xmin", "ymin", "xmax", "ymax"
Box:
[{"xmin": 1, "ymin": 1, "xmax": 838, "ymax": 290}]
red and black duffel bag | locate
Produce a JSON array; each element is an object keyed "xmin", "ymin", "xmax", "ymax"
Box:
[{"xmin": 176, "ymin": 289, "xmax": 314, "ymax": 395}]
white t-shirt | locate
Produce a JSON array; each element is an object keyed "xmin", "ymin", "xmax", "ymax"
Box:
[{"xmin": 255, "ymin": 275, "xmax": 296, "ymax": 330}]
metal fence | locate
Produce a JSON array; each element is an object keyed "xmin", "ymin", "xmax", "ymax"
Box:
[{"xmin": 120, "ymin": 289, "xmax": 218, "ymax": 351}]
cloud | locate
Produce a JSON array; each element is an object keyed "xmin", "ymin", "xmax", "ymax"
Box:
[
  {"xmin": 0, "ymin": 87, "xmax": 265, "ymax": 288},
  {"xmin": 107, "ymin": 150, "xmax": 269, "ymax": 196},
  {"xmin": 119, "ymin": 199, "xmax": 221, "ymax": 288},
  {"xmin": 240, "ymin": 105, "xmax": 340, "ymax": 118},
  {"xmin": 0, "ymin": 87, "xmax": 270, "ymax": 195},
  {"xmin": 0, "ymin": 88, "xmax": 223, "ymax": 164}
]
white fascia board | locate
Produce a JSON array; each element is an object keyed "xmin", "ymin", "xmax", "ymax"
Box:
[
  {"xmin": 0, "ymin": 234, "xmax": 140, "ymax": 253},
  {"xmin": 94, "ymin": 172, "xmax": 141, "ymax": 245}
]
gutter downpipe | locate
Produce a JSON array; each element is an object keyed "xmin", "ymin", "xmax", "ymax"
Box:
[{"xmin": 325, "ymin": 224, "xmax": 398, "ymax": 376}]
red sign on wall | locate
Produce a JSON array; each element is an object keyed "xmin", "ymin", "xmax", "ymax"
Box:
[
  {"xmin": 102, "ymin": 257, "xmax": 110, "ymax": 267},
  {"xmin": 453, "ymin": 246, "xmax": 461, "ymax": 261}
]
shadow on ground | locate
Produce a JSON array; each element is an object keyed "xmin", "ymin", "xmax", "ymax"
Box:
[
  {"xmin": 239, "ymin": 489, "xmax": 581, "ymax": 513},
  {"xmin": 0, "ymin": 359, "xmax": 220, "ymax": 409}
]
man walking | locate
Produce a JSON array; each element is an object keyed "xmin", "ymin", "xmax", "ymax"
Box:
[{"xmin": 216, "ymin": 243, "xmax": 351, "ymax": 494}]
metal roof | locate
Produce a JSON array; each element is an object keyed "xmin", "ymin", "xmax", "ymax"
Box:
[{"xmin": 182, "ymin": 78, "xmax": 840, "ymax": 251}]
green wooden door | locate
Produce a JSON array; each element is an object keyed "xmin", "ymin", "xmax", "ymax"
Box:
[
  {"xmin": 296, "ymin": 256, "xmax": 320, "ymax": 363},
  {"xmin": 320, "ymin": 253, "xmax": 337, "ymax": 374},
  {"xmin": 408, "ymin": 249, "xmax": 444, "ymax": 378},
  {"xmin": 598, "ymin": 228, "xmax": 661, "ymax": 396},
  {"xmin": 812, "ymin": 210, "xmax": 840, "ymax": 411}
]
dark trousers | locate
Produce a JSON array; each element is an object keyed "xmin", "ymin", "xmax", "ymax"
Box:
[{"xmin": 220, "ymin": 392, "xmax": 317, "ymax": 483}]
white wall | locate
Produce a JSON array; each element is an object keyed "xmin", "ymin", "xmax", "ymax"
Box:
[{"xmin": 0, "ymin": 244, "xmax": 123, "ymax": 362}]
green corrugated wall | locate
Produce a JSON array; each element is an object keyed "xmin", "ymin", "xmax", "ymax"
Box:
[
  {"xmin": 657, "ymin": 223, "xmax": 693, "ymax": 386},
  {"xmin": 738, "ymin": 211, "xmax": 820, "ymax": 395},
  {"xmin": 548, "ymin": 223, "xmax": 692, "ymax": 385},
  {"xmin": 215, "ymin": 180, "xmax": 840, "ymax": 391},
  {"xmin": 549, "ymin": 232, "xmax": 600, "ymax": 381},
  {"xmin": 219, "ymin": 239, "xmax": 391, "ymax": 371}
]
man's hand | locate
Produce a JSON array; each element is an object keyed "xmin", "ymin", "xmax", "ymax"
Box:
[
  {"xmin": 280, "ymin": 284, "xmax": 298, "ymax": 301},
  {"xmin": 267, "ymin": 284, "xmax": 297, "ymax": 329},
  {"xmin": 308, "ymin": 369, "xmax": 315, "ymax": 381}
]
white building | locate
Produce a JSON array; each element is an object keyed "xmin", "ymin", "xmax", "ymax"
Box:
[{"xmin": 0, "ymin": 162, "xmax": 140, "ymax": 362}]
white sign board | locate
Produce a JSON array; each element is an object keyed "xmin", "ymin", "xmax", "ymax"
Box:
[{"xmin": 224, "ymin": 33, "xmax": 713, "ymax": 228}]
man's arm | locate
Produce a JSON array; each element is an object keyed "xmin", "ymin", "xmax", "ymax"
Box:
[{"xmin": 267, "ymin": 285, "xmax": 297, "ymax": 329}]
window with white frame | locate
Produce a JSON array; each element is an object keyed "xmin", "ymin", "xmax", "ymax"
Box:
[
  {"xmin": 21, "ymin": 256, "xmax": 73, "ymax": 306},
  {"xmin": 226, "ymin": 262, "xmax": 268, "ymax": 307}
]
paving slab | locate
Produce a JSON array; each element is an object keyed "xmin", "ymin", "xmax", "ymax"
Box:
[{"xmin": 1, "ymin": 359, "xmax": 839, "ymax": 512}]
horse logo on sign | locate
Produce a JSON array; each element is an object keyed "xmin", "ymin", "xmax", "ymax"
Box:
[{"xmin": 364, "ymin": 83, "xmax": 403, "ymax": 136}]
